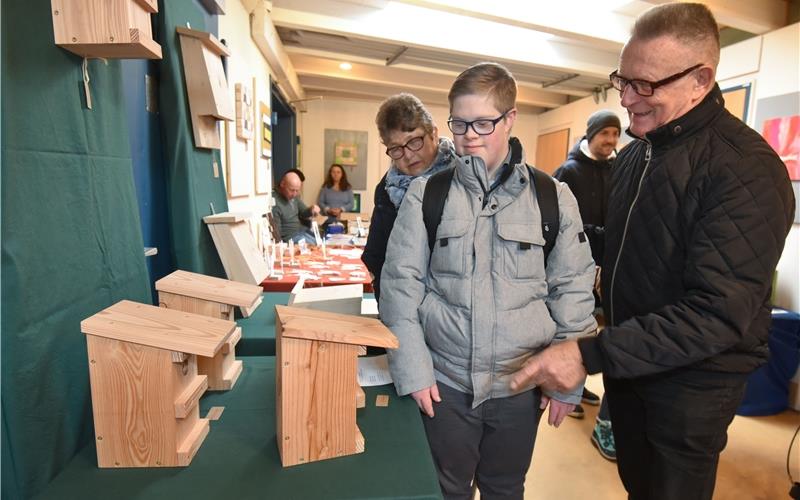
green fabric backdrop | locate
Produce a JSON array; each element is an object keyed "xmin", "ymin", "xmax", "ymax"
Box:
[
  {"xmin": 156, "ymin": 0, "xmax": 228, "ymax": 276},
  {"xmin": 1, "ymin": 1, "xmax": 152, "ymax": 499}
]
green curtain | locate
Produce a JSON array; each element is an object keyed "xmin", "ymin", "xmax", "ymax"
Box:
[
  {"xmin": 1, "ymin": 1, "xmax": 151, "ymax": 498},
  {"xmin": 156, "ymin": 0, "xmax": 228, "ymax": 276}
]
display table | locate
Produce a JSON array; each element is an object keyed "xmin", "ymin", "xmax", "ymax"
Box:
[
  {"xmin": 260, "ymin": 246, "xmax": 373, "ymax": 293},
  {"xmin": 36, "ymin": 357, "xmax": 441, "ymax": 500}
]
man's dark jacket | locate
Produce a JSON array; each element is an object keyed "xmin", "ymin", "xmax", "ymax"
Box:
[
  {"xmin": 553, "ymin": 140, "xmax": 612, "ymax": 263},
  {"xmin": 579, "ymin": 85, "xmax": 795, "ymax": 379},
  {"xmin": 361, "ymin": 173, "xmax": 396, "ymax": 302}
]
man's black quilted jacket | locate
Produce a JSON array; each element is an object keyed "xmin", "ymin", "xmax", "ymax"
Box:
[{"xmin": 578, "ymin": 85, "xmax": 795, "ymax": 378}]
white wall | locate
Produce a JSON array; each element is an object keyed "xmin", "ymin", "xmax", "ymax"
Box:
[
  {"xmin": 219, "ymin": 1, "xmax": 274, "ymax": 246},
  {"xmin": 298, "ymin": 98, "xmax": 539, "ymax": 215}
]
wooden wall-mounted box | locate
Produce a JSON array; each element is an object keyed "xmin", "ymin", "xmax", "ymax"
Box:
[
  {"xmin": 177, "ymin": 27, "xmax": 233, "ymax": 149},
  {"xmin": 156, "ymin": 270, "xmax": 263, "ymax": 390},
  {"xmin": 203, "ymin": 212, "xmax": 269, "ymax": 285},
  {"xmin": 81, "ymin": 300, "xmax": 236, "ymax": 468},
  {"xmin": 51, "ymin": 0, "xmax": 162, "ymax": 59},
  {"xmin": 275, "ymin": 305, "xmax": 398, "ymax": 467}
]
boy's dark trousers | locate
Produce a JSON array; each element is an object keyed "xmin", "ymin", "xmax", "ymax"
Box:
[
  {"xmin": 422, "ymin": 383, "xmax": 543, "ymax": 500},
  {"xmin": 605, "ymin": 369, "xmax": 748, "ymax": 500}
]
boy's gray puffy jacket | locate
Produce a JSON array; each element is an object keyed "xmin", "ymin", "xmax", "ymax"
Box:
[{"xmin": 380, "ymin": 144, "xmax": 598, "ymax": 407}]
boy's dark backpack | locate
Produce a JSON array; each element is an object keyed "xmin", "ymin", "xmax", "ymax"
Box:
[{"xmin": 422, "ymin": 140, "xmax": 559, "ymax": 263}]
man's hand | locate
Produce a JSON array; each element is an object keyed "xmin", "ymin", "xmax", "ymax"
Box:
[
  {"xmin": 411, "ymin": 383, "xmax": 441, "ymax": 418},
  {"xmin": 311, "ymin": 204, "xmax": 321, "ymax": 216},
  {"xmin": 510, "ymin": 341, "xmax": 586, "ymax": 393},
  {"xmin": 539, "ymin": 395, "xmax": 574, "ymax": 427}
]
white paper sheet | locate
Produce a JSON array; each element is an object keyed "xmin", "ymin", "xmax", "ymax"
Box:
[{"xmin": 357, "ymin": 354, "xmax": 393, "ymax": 387}]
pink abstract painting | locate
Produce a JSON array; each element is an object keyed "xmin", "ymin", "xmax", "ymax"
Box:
[{"xmin": 762, "ymin": 115, "xmax": 800, "ymax": 180}]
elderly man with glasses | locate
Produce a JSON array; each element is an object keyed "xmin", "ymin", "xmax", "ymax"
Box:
[{"xmin": 511, "ymin": 3, "xmax": 794, "ymax": 500}]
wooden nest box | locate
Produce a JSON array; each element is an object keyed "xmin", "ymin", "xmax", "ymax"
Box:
[
  {"xmin": 156, "ymin": 270, "xmax": 263, "ymax": 390},
  {"xmin": 81, "ymin": 300, "xmax": 236, "ymax": 468},
  {"xmin": 275, "ymin": 305, "xmax": 398, "ymax": 467},
  {"xmin": 51, "ymin": 0, "xmax": 162, "ymax": 59}
]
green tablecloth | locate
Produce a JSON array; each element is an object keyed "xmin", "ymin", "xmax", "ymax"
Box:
[{"xmin": 36, "ymin": 357, "xmax": 441, "ymax": 500}]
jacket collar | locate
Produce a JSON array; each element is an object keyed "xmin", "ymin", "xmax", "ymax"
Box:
[
  {"xmin": 457, "ymin": 137, "xmax": 528, "ymax": 199},
  {"xmin": 629, "ymin": 84, "xmax": 725, "ymax": 147}
]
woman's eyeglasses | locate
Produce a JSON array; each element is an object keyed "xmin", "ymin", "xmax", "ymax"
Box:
[{"xmin": 385, "ymin": 135, "xmax": 426, "ymax": 160}]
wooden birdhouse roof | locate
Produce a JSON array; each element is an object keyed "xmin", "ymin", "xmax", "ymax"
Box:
[
  {"xmin": 156, "ymin": 270, "xmax": 262, "ymax": 310},
  {"xmin": 275, "ymin": 305, "xmax": 399, "ymax": 349},
  {"xmin": 81, "ymin": 300, "xmax": 235, "ymax": 357},
  {"xmin": 202, "ymin": 212, "xmax": 250, "ymax": 224}
]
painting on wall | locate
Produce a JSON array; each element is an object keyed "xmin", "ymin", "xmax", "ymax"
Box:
[
  {"xmin": 235, "ymin": 82, "xmax": 254, "ymax": 140},
  {"xmin": 260, "ymin": 101, "xmax": 272, "ymax": 159},
  {"xmin": 324, "ymin": 129, "xmax": 368, "ymax": 190},
  {"xmin": 721, "ymin": 83, "xmax": 751, "ymax": 123},
  {"xmin": 255, "ymin": 158, "xmax": 271, "ymax": 195},
  {"xmin": 762, "ymin": 115, "xmax": 800, "ymax": 181}
]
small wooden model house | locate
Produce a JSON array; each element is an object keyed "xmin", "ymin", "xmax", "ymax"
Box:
[
  {"xmin": 81, "ymin": 300, "xmax": 236, "ymax": 468},
  {"xmin": 51, "ymin": 0, "xmax": 162, "ymax": 59},
  {"xmin": 203, "ymin": 212, "xmax": 269, "ymax": 285},
  {"xmin": 177, "ymin": 27, "xmax": 233, "ymax": 149},
  {"xmin": 274, "ymin": 305, "xmax": 398, "ymax": 467},
  {"xmin": 156, "ymin": 270, "xmax": 263, "ymax": 390}
]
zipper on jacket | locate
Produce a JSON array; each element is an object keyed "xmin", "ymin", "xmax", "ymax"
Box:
[{"xmin": 609, "ymin": 142, "xmax": 652, "ymax": 326}]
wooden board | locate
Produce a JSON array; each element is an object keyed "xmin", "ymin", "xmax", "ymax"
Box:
[
  {"xmin": 277, "ymin": 337, "xmax": 360, "ymax": 466},
  {"xmin": 375, "ymin": 395, "xmax": 389, "ymax": 407},
  {"xmin": 288, "ymin": 282, "xmax": 363, "ymax": 316},
  {"xmin": 156, "ymin": 270, "xmax": 262, "ymax": 313},
  {"xmin": 275, "ymin": 305, "xmax": 398, "ymax": 348},
  {"xmin": 204, "ymin": 217, "xmax": 269, "ymax": 285},
  {"xmin": 203, "ymin": 212, "xmax": 251, "ymax": 224},
  {"xmin": 176, "ymin": 26, "xmax": 230, "ymax": 57},
  {"xmin": 81, "ymin": 300, "xmax": 235, "ymax": 358}
]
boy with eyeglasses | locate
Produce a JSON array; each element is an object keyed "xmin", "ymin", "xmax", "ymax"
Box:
[{"xmin": 380, "ymin": 62, "xmax": 597, "ymax": 499}]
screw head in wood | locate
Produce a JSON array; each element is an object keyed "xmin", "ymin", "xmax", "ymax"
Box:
[
  {"xmin": 71, "ymin": 37, "xmax": 77, "ymax": 42},
  {"xmin": 156, "ymin": 461, "xmax": 161, "ymax": 465},
  {"xmin": 109, "ymin": 36, "xmax": 114, "ymax": 42},
  {"xmin": 90, "ymin": 359, "xmax": 95, "ymax": 364},
  {"xmin": 54, "ymin": 10, "xmax": 59, "ymax": 15},
  {"xmin": 284, "ymin": 436, "xmax": 289, "ymax": 440},
  {"xmin": 97, "ymin": 436, "xmax": 103, "ymax": 440}
]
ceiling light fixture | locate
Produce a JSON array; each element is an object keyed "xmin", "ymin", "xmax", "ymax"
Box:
[{"xmin": 339, "ymin": 62, "xmax": 352, "ymax": 71}]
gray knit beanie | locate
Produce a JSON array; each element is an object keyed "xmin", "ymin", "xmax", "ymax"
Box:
[{"xmin": 586, "ymin": 110, "xmax": 621, "ymax": 141}]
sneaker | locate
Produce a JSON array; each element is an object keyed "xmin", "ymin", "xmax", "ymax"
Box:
[
  {"xmin": 581, "ymin": 388, "xmax": 601, "ymax": 406},
  {"xmin": 568, "ymin": 404, "xmax": 585, "ymax": 419},
  {"xmin": 591, "ymin": 419, "xmax": 616, "ymax": 461}
]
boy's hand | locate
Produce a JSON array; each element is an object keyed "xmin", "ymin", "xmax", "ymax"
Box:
[
  {"xmin": 411, "ymin": 384, "xmax": 441, "ymax": 418},
  {"xmin": 540, "ymin": 395, "xmax": 574, "ymax": 427}
]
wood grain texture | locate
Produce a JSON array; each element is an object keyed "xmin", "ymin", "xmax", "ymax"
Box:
[
  {"xmin": 156, "ymin": 270, "xmax": 262, "ymax": 311},
  {"xmin": 275, "ymin": 305, "xmax": 399, "ymax": 348},
  {"xmin": 81, "ymin": 300, "xmax": 234, "ymax": 358},
  {"xmin": 203, "ymin": 218, "xmax": 269, "ymax": 285},
  {"xmin": 51, "ymin": 0, "xmax": 161, "ymax": 59},
  {"xmin": 277, "ymin": 336, "xmax": 360, "ymax": 467},
  {"xmin": 203, "ymin": 212, "xmax": 250, "ymax": 224},
  {"xmin": 174, "ymin": 375, "xmax": 208, "ymax": 418},
  {"xmin": 355, "ymin": 385, "xmax": 365, "ymax": 409},
  {"xmin": 205, "ymin": 406, "xmax": 225, "ymax": 421},
  {"xmin": 375, "ymin": 395, "xmax": 389, "ymax": 407}
]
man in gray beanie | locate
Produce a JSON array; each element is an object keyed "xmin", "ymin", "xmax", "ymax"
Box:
[{"xmin": 553, "ymin": 109, "xmax": 621, "ymax": 457}]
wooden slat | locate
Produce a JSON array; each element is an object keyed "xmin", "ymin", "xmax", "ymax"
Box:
[
  {"xmin": 355, "ymin": 385, "xmax": 365, "ymax": 409},
  {"xmin": 289, "ymin": 283, "xmax": 363, "ymax": 316},
  {"xmin": 221, "ymin": 360, "xmax": 243, "ymax": 390},
  {"xmin": 176, "ymin": 26, "xmax": 230, "ymax": 56},
  {"xmin": 375, "ymin": 394, "xmax": 389, "ymax": 407},
  {"xmin": 221, "ymin": 327, "xmax": 242, "ymax": 355},
  {"xmin": 174, "ymin": 375, "xmax": 208, "ymax": 419},
  {"xmin": 133, "ymin": 0, "xmax": 158, "ymax": 14},
  {"xmin": 275, "ymin": 305, "xmax": 399, "ymax": 348},
  {"xmin": 177, "ymin": 418, "xmax": 210, "ymax": 466},
  {"xmin": 81, "ymin": 300, "xmax": 235, "ymax": 357},
  {"xmin": 355, "ymin": 426, "xmax": 364, "ymax": 454},
  {"xmin": 156, "ymin": 270, "xmax": 262, "ymax": 308},
  {"xmin": 205, "ymin": 406, "xmax": 225, "ymax": 421},
  {"xmin": 202, "ymin": 212, "xmax": 251, "ymax": 224}
]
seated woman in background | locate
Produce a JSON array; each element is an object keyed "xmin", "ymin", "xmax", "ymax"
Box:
[
  {"xmin": 317, "ymin": 164, "xmax": 354, "ymax": 226},
  {"xmin": 361, "ymin": 93, "xmax": 458, "ymax": 302}
]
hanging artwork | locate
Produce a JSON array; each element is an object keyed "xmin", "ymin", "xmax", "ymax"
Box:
[
  {"xmin": 762, "ymin": 115, "xmax": 800, "ymax": 181},
  {"xmin": 721, "ymin": 83, "xmax": 751, "ymax": 123},
  {"xmin": 235, "ymin": 82, "xmax": 254, "ymax": 140},
  {"xmin": 334, "ymin": 142, "xmax": 358, "ymax": 166},
  {"xmin": 260, "ymin": 101, "xmax": 272, "ymax": 159},
  {"xmin": 325, "ymin": 129, "xmax": 368, "ymax": 190}
]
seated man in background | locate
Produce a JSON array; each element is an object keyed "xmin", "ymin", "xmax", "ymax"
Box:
[{"xmin": 271, "ymin": 170, "xmax": 320, "ymax": 244}]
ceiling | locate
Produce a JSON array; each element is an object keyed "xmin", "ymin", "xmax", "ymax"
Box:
[{"xmin": 269, "ymin": 0, "xmax": 793, "ymax": 113}]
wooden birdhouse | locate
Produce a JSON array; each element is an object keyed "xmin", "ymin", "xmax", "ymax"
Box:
[
  {"xmin": 156, "ymin": 270, "xmax": 263, "ymax": 390},
  {"xmin": 51, "ymin": 0, "xmax": 162, "ymax": 59},
  {"xmin": 177, "ymin": 27, "xmax": 233, "ymax": 149},
  {"xmin": 274, "ymin": 305, "xmax": 399, "ymax": 467},
  {"xmin": 288, "ymin": 281, "xmax": 363, "ymax": 315},
  {"xmin": 81, "ymin": 300, "xmax": 236, "ymax": 468},
  {"xmin": 203, "ymin": 212, "xmax": 269, "ymax": 285}
]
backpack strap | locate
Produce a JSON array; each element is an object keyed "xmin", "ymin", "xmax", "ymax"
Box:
[
  {"xmin": 528, "ymin": 166, "xmax": 559, "ymax": 263},
  {"xmin": 422, "ymin": 167, "xmax": 456, "ymax": 254}
]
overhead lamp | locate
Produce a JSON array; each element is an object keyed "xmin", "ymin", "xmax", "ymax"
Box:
[{"xmin": 339, "ymin": 62, "xmax": 352, "ymax": 71}]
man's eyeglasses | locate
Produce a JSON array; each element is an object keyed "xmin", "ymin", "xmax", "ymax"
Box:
[
  {"xmin": 385, "ymin": 135, "xmax": 426, "ymax": 160},
  {"xmin": 609, "ymin": 64, "xmax": 703, "ymax": 97},
  {"xmin": 447, "ymin": 110, "xmax": 511, "ymax": 136}
]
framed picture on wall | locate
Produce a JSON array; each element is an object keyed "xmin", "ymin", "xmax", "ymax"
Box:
[
  {"xmin": 260, "ymin": 101, "xmax": 272, "ymax": 159},
  {"xmin": 721, "ymin": 83, "xmax": 751, "ymax": 123},
  {"xmin": 334, "ymin": 142, "xmax": 358, "ymax": 166},
  {"xmin": 762, "ymin": 115, "xmax": 800, "ymax": 180},
  {"xmin": 349, "ymin": 192, "xmax": 362, "ymax": 213}
]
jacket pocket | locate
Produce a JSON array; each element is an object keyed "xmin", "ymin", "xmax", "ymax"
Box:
[
  {"xmin": 497, "ymin": 223, "xmax": 546, "ymax": 280},
  {"xmin": 430, "ymin": 218, "xmax": 471, "ymax": 276}
]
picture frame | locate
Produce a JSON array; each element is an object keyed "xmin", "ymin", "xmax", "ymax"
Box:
[{"xmin": 260, "ymin": 101, "xmax": 272, "ymax": 159}]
